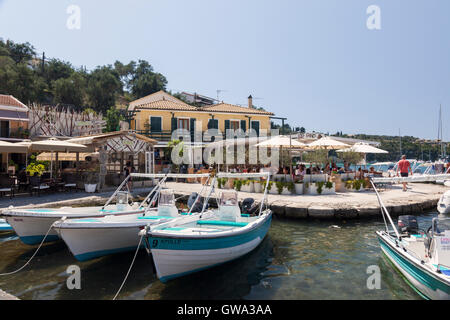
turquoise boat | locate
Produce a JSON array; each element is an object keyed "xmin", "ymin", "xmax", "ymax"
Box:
[{"xmin": 371, "ymin": 177, "xmax": 450, "ymax": 300}]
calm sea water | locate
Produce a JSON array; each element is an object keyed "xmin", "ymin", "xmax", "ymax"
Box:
[{"xmin": 0, "ymin": 212, "xmax": 438, "ymax": 300}]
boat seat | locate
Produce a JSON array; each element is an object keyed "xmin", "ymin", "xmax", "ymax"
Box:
[
  {"xmin": 197, "ymin": 220, "xmax": 248, "ymax": 227},
  {"xmin": 138, "ymin": 216, "xmax": 176, "ymax": 220}
]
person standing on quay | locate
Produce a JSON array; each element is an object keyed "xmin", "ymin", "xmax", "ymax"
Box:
[{"xmin": 397, "ymin": 155, "xmax": 413, "ymax": 192}]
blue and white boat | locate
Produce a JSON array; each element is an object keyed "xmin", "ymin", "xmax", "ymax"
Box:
[
  {"xmin": 1, "ymin": 174, "xmax": 162, "ymax": 245},
  {"xmin": 371, "ymin": 176, "xmax": 450, "ymax": 300},
  {"xmin": 53, "ymin": 173, "xmax": 210, "ymax": 261},
  {"xmin": 0, "ymin": 218, "xmax": 13, "ymax": 232},
  {"xmin": 142, "ymin": 172, "xmax": 272, "ymax": 282}
]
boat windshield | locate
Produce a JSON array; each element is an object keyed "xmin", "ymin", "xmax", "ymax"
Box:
[
  {"xmin": 116, "ymin": 191, "xmax": 128, "ymax": 204},
  {"xmin": 219, "ymin": 191, "xmax": 238, "ymax": 207},
  {"xmin": 159, "ymin": 189, "xmax": 175, "ymax": 206},
  {"xmin": 432, "ymin": 218, "xmax": 450, "ymax": 236}
]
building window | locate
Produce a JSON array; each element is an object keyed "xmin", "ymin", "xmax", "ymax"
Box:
[
  {"xmin": 150, "ymin": 116, "xmax": 162, "ymax": 132},
  {"xmin": 230, "ymin": 120, "xmax": 240, "ymax": 130},
  {"xmin": 178, "ymin": 118, "xmax": 190, "ymax": 130},
  {"xmin": 0, "ymin": 121, "xmax": 9, "ymax": 138}
]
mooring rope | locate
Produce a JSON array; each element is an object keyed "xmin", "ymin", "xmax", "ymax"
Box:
[
  {"xmin": 0, "ymin": 221, "xmax": 58, "ymax": 276},
  {"xmin": 112, "ymin": 228, "xmax": 146, "ymax": 300}
]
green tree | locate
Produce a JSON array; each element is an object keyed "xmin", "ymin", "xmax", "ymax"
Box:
[
  {"xmin": 52, "ymin": 72, "xmax": 86, "ymax": 106},
  {"xmin": 86, "ymin": 66, "xmax": 122, "ymax": 114},
  {"xmin": 105, "ymin": 106, "xmax": 122, "ymax": 132}
]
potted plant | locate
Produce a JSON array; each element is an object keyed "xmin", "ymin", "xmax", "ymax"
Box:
[
  {"xmin": 284, "ymin": 181, "xmax": 295, "ymax": 195},
  {"xmin": 217, "ymin": 177, "xmax": 228, "ymax": 189},
  {"xmin": 322, "ymin": 180, "xmax": 336, "ymax": 195},
  {"xmin": 233, "ymin": 179, "xmax": 243, "ymax": 192},
  {"xmin": 294, "ymin": 180, "xmax": 304, "ymax": 195},
  {"xmin": 26, "ymin": 163, "xmax": 46, "ymax": 177},
  {"xmin": 352, "ymin": 179, "xmax": 362, "ymax": 192},
  {"xmin": 268, "ymin": 181, "xmax": 278, "ymax": 194},
  {"xmin": 344, "ymin": 180, "xmax": 353, "ymax": 192},
  {"xmin": 315, "ymin": 181, "xmax": 325, "ymax": 195},
  {"xmin": 253, "ymin": 180, "xmax": 262, "ymax": 193},
  {"xmin": 84, "ymin": 172, "xmax": 99, "ymax": 193},
  {"xmin": 240, "ymin": 180, "xmax": 254, "ymax": 193}
]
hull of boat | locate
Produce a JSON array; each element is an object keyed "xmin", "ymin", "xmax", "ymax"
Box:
[
  {"xmin": 377, "ymin": 232, "xmax": 450, "ymax": 300},
  {"xmin": 56, "ymin": 225, "xmax": 145, "ymax": 261},
  {"xmin": 148, "ymin": 213, "xmax": 272, "ymax": 282},
  {"xmin": 3, "ymin": 207, "xmax": 145, "ymax": 245},
  {"xmin": 4, "ymin": 215, "xmax": 60, "ymax": 244}
]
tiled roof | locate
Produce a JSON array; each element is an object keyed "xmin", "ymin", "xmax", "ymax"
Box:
[
  {"xmin": 129, "ymin": 90, "xmax": 188, "ymax": 110},
  {"xmin": 0, "ymin": 95, "xmax": 28, "ymax": 109},
  {"xmin": 135, "ymin": 100, "xmax": 198, "ymax": 111},
  {"xmin": 200, "ymin": 103, "xmax": 274, "ymax": 115}
]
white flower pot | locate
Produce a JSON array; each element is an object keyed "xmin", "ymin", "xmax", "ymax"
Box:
[
  {"xmin": 322, "ymin": 183, "xmax": 336, "ymax": 195},
  {"xmin": 253, "ymin": 182, "xmax": 262, "ymax": 193},
  {"xmin": 294, "ymin": 183, "xmax": 304, "ymax": 195},
  {"xmin": 84, "ymin": 184, "xmax": 97, "ymax": 193},
  {"xmin": 269, "ymin": 187, "xmax": 278, "ymax": 194},
  {"xmin": 306, "ymin": 184, "xmax": 318, "ymax": 195},
  {"xmin": 241, "ymin": 182, "xmax": 254, "ymax": 193},
  {"xmin": 281, "ymin": 187, "xmax": 292, "ymax": 195}
]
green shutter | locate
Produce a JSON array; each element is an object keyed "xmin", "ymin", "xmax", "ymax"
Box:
[
  {"xmin": 251, "ymin": 121, "xmax": 260, "ymax": 135},
  {"xmin": 208, "ymin": 119, "xmax": 213, "ymax": 129},
  {"xmin": 190, "ymin": 118, "xmax": 196, "ymax": 133},
  {"xmin": 150, "ymin": 117, "xmax": 162, "ymax": 132},
  {"xmin": 171, "ymin": 117, "xmax": 178, "ymax": 132},
  {"xmin": 225, "ymin": 120, "xmax": 230, "ymax": 131},
  {"xmin": 240, "ymin": 120, "xmax": 246, "ymax": 132}
]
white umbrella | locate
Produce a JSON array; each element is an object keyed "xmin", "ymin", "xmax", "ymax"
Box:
[
  {"xmin": 18, "ymin": 138, "xmax": 87, "ymax": 178},
  {"xmin": 256, "ymin": 135, "xmax": 307, "ymax": 175},
  {"xmin": 307, "ymin": 137, "xmax": 350, "ymax": 150},
  {"xmin": 0, "ymin": 141, "xmax": 28, "ymax": 153},
  {"xmin": 256, "ymin": 135, "xmax": 307, "ymax": 149},
  {"xmin": 337, "ymin": 142, "xmax": 388, "ymax": 170},
  {"xmin": 337, "ymin": 142, "xmax": 388, "ymax": 155}
]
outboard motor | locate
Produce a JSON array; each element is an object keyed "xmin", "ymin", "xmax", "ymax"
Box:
[
  {"xmin": 398, "ymin": 215, "xmax": 419, "ymax": 235},
  {"xmin": 241, "ymin": 198, "xmax": 258, "ymax": 216},
  {"xmin": 187, "ymin": 192, "xmax": 208, "ymax": 213}
]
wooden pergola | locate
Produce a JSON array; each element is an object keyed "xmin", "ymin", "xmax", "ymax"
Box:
[{"xmin": 67, "ymin": 131, "xmax": 157, "ymax": 190}]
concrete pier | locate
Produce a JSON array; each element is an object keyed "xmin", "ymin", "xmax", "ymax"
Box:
[
  {"xmin": 0, "ymin": 183, "xmax": 446, "ymax": 220},
  {"xmin": 163, "ymin": 182, "xmax": 447, "ymax": 220}
]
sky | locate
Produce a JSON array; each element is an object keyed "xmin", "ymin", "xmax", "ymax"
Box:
[{"xmin": 0, "ymin": 0, "xmax": 449, "ymax": 140}]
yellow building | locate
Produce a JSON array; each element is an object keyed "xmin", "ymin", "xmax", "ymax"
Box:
[{"xmin": 129, "ymin": 91, "xmax": 274, "ymax": 142}]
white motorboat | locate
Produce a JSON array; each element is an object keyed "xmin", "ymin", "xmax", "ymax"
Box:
[
  {"xmin": 53, "ymin": 174, "xmax": 210, "ymax": 261},
  {"xmin": 1, "ymin": 174, "xmax": 163, "ymax": 245},
  {"xmin": 371, "ymin": 177, "xmax": 450, "ymax": 299},
  {"xmin": 141, "ymin": 172, "xmax": 272, "ymax": 283}
]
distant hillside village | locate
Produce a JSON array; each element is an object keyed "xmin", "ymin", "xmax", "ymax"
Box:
[{"xmin": 0, "ymin": 38, "xmax": 448, "ymax": 171}]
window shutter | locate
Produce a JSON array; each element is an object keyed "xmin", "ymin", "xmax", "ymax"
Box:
[
  {"xmin": 190, "ymin": 118, "xmax": 196, "ymax": 133},
  {"xmin": 240, "ymin": 120, "xmax": 246, "ymax": 132},
  {"xmin": 251, "ymin": 121, "xmax": 260, "ymax": 135},
  {"xmin": 225, "ymin": 120, "xmax": 230, "ymax": 131},
  {"xmin": 171, "ymin": 117, "xmax": 178, "ymax": 132}
]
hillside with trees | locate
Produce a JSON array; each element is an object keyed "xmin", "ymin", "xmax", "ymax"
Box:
[{"xmin": 0, "ymin": 39, "xmax": 167, "ymax": 115}]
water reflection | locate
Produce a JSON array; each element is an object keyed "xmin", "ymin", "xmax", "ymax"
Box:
[{"xmin": 0, "ymin": 212, "xmax": 439, "ymax": 300}]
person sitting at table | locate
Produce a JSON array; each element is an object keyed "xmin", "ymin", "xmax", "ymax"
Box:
[
  {"xmin": 344, "ymin": 161, "xmax": 351, "ymax": 172},
  {"xmin": 355, "ymin": 168, "xmax": 364, "ymax": 179}
]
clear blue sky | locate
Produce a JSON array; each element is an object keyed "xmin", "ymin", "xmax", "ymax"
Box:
[{"xmin": 0, "ymin": 0, "xmax": 449, "ymax": 140}]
